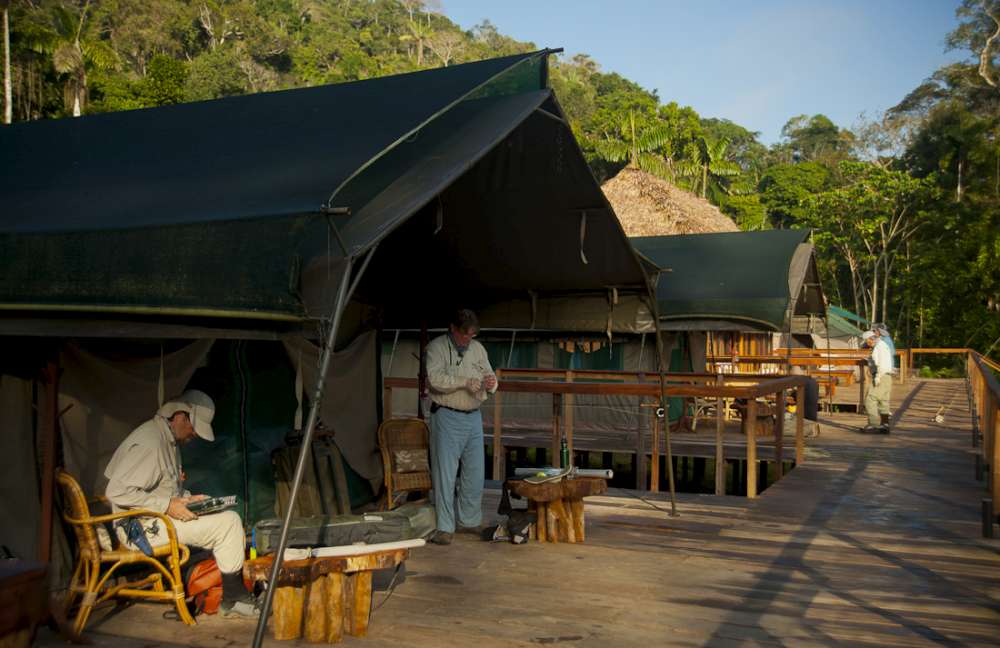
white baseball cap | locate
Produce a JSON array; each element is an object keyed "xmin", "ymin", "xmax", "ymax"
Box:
[
  {"xmin": 159, "ymin": 389, "xmax": 216, "ymax": 441},
  {"xmin": 861, "ymin": 331, "xmax": 876, "ymax": 341}
]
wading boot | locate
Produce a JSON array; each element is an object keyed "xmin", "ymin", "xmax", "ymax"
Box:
[{"xmin": 879, "ymin": 413, "xmax": 891, "ymax": 434}]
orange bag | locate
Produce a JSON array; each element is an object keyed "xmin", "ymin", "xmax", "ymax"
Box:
[{"xmin": 186, "ymin": 558, "xmax": 223, "ymax": 615}]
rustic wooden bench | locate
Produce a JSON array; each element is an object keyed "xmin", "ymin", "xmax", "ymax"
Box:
[{"xmin": 245, "ymin": 546, "xmax": 410, "ymax": 643}]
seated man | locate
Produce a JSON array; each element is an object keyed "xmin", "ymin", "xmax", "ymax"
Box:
[{"xmin": 104, "ymin": 389, "xmax": 258, "ymax": 618}]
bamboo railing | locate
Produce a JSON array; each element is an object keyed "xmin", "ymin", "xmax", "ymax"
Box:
[{"xmin": 383, "ymin": 370, "xmax": 809, "ymax": 498}]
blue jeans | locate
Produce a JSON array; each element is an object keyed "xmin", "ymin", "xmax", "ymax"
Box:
[{"xmin": 429, "ymin": 407, "xmax": 485, "ymax": 533}]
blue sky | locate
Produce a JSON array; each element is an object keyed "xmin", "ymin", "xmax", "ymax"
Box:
[{"xmin": 441, "ymin": 0, "xmax": 965, "ymax": 144}]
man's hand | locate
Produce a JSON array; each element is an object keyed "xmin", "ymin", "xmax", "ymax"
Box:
[
  {"xmin": 483, "ymin": 374, "xmax": 497, "ymax": 391},
  {"xmin": 188, "ymin": 494, "xmax": 209, "ymax": 503},
  {"xmin": 465, "ymin": 377, "xmax": 482, "ymax": 393},
  {"xmin": 166, "ymin": 496, "xmax": 198, "ymax": 522}
]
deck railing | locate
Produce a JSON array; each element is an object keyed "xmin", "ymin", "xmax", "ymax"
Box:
[
  {"xmin": 383, "ymin": 370, "xmax": 809, "ymax": 498},
  {"xmin": 967, "ymin": 350, "xmax": 1000, "ymax": 534}
]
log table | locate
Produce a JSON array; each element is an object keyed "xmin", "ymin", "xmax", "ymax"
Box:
[
  {"xmin": 505, "ymin": 476, "xmax": 607, "ymax": 543},
  {"xmin": 244, "ymin": 547, "xmax": 409, "ymax": 643}
]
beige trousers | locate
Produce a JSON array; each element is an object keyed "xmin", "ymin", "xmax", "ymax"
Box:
[
  {"xmin": 865, "ymin": 375, "xmax": 893, "ymax": 426},
  {"xmin": 121, "ymin": 510, "xmax": 245, "ymax": 574}
]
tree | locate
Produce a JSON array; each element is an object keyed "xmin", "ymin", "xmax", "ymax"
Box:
[
  {"xmin": 2, "ymin": 0, "xmax": 10, "ymax": 124},
  {"xmin": 593, "ymin": 109, "xmax": 673, "ymax": 180},
  {"xmin": 678, "ymin": 136, "xmax": 743, "ymax": 201},
  {"xmin": 759, "ymin": 162, "xmax": 832, "ymax": 228},
  {"xmin": 26, "ymin": 0, "xmax": 119, "ymax": 116},
  {"xmin": 803, "ymin": 161, "xmax": 935, "ymax": 324},
  {"xmin": 778, "ymin": 114, "xmax": 853, "ymax": 164}
]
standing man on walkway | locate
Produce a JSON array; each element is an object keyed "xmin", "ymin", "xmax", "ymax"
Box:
[
  {"xmin": 425, "ymin": 309, "xmax": 498, "ymax": 545},
  {"xmin": 862, "ymin": 330, "xmax": 893, "ymax": 433}
]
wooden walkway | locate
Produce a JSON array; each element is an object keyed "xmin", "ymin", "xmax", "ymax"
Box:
[{"xmin": 39, "ymin": 379, "xmax": 1000, "ymax": 647}]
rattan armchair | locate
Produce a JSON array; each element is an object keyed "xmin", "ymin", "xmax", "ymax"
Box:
[
  {"xmin": 56, "ymin": 469, "xmax": 195, "ymax": 635},
  {"xmin": 377, "ymin": 417, "xmax": 433, "ymax": 509}
]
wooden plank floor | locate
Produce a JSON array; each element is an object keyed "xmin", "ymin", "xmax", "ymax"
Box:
[{"xmin": 37, "ymin": 379, "xmax": 1000, "ymax": 647}]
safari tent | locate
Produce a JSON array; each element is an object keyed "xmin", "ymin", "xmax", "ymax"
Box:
[{"xmin": 0, "ymin": 50, "xmax": 656, "ymax": 595}]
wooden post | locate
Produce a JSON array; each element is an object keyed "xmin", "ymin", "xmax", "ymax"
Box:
[
  {"xmin": 38, "ymin": 361, "xmax": 59, "ymax": 564},
  {"xmin": 418, "ymin": 320, "xmax": 428, "ymax": 419},
  {"xmin": 565, "ymin": 370, "xmax": 575, "ymax": 460},
  {"xmin": 795, "ymin": 383, "xmax": 805, "ymax": 466},
  {"xmin": 552, "ymin": 392, "xmax": 562, "ymax": 468},
  {"xmin": 383, "ymin": 385, "xmax": 392, "ymax": 420},
  {"xmin": 650, "ymin": 409, "xmax": 660, "ymax": 492},
  {"xmin": 745, "ymin": 399, "xmax": 758, "ymax": 498},
  {"xmin": 635, "ymin": 394, "xmax": 647, "ymax": 490},
  {"xmin": 304, "ymin": 574, "xmax": 328, "ymax": 643},
  {"xmin": 715, "ymin": 374, "xmax": 725, "ymax": 495},
  {"xmin": 992, "ymin": 404, "xmax": 1000, "ymax": 506},
  {"xmin": 492, "ymin": 369, "xmax": 504, "ymax": 480},
  {"xmin": 273, "ymin": 586, "xmax": 305, "ymax": 640},
  {"xmin": 774, "ymin": 389, "xmax": 784, "ymax": 480}
]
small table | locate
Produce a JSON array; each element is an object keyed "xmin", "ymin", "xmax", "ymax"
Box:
[
  {"xmin": 245, "ymin": 547, "xmax": 409, "ymax": 643},
  {"xmin": 505, "ymin": 476, "xmax": 607, "ymax": 543}
]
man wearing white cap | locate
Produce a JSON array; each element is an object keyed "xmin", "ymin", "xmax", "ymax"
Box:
[
  {"xmin": 861, "ymin": 330, "xmax": 893, "ymax": 433},
  {"xmin": 104, "ymin": 389, "xmax": 257, "ymax": 618}
]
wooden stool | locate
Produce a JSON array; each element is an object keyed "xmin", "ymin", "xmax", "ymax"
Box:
[
  {"xmin": 505, "ymin": 476, "xmax": 607, "ymax": 543},
  {"xmin": 245, "ymin": 548, "xmax": 408, "ymax": 643},
  {"xmin": 0, "ymin": 562, "xmax": 48, "ymax": 648}
]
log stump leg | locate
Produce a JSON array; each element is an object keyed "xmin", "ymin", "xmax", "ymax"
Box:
[
  {"xmin": 550, "ymin": 499, "xmax": 575, "ymax": 543},
  {"xmin": 536, "ymin": 501, "xmax": 547, "ymax": 542},
  {"xmin": 347, "ymin": 571, "xmax": 373, "ymax": 638},
  {"xmin": 273, "ymin": 585, "xmax": 306, "ymax": 641},
  {"xmin": 570, "ymin": 499, "xmax": 585, "ymax": 542},
  {"xmin": 546, "ymin": 504, "xmax": 558, "ymax": 544},
  {"xmin": 324, "ymin": 573, "xmax": 344, "ymax": 643}
]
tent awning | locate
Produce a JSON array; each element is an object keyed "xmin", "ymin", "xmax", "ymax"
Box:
[{"xmin": 631, "ymin": 229, "xmax": 825, "ymax": 332}]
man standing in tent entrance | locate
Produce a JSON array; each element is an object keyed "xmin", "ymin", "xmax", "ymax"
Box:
[
  {"xmin": 861, "ymin": 330, "xmax": 893, "ymax": 433},
  {"xmin": 425, "ymin": 309, "xmax": 499, "ymax": 545},
  {"xmin": 104, "ymin": 390, "xmax": 259, "ymax": 618}
]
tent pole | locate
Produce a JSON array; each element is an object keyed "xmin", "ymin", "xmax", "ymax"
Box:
[
  {"xmin": 649, "ymin": 299, "xmax": 677, "ymax": 516},
  {"xmin": 252, "ymin": 254, "xmax": 356, "ymax": 648},
  {"xmin": 38, "ymin": 357, "xmax": 59, "ymax": 563}
]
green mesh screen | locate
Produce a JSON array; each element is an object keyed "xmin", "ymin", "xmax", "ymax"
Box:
[{"xmin": 0, "ymin": 216, "xmax": 312, "ymax": 317}]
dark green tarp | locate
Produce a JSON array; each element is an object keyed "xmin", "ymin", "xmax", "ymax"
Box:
[
  {"xmin": 1, "ymin": 51, "xmax": 649, "ymax": 331},
  {"xmin": 632, "ymin": 229, "xmax": 824, "ymax": 332}
]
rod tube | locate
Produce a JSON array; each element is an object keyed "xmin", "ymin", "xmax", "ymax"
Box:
[{"xmin": 252, "ymin": 256, "xmax": 354, "ymax": 648}]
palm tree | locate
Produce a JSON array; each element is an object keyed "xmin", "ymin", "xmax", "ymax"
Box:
[
  {"xmin": 2, "ymin": 0, "xmax": 10, "ymax": 124},
  {"xmin": 27, "ymin": 1, "xmax": 117, "ymax": 117},
  {"xmin": 594, "ymin": 110, "xmax": 674, "ymax": 180},
  {"xmin": 679, "ymin": 137, "xmax": 743, "ymax": 201}
]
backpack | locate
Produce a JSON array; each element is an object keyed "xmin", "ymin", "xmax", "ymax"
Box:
[{"xmin": 185, "ymin": 558, "xmax": 222, "ymax": 616}]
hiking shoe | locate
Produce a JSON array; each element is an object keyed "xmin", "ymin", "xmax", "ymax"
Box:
[
  {"xmin": 221, "ymin": 599, "xmax": 260, "ymax": 619},
  {"xmin": 427, "ymin": 530, "xmax": 453, "ymax": 545}
]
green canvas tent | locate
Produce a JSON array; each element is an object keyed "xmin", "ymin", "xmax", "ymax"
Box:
[
  {"xmin": 631, "ymin": 229, "xmax": 826, "ymax": 333},
  {"xmin": 0, "ymin": 51, "xmax": 663, "ymax": 616}
]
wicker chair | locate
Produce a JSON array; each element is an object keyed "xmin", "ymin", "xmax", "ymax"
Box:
[
  {"xmin": 377, "ymin": 417, "xmax": 433, "ymax": 509},
  {"xmin": 56, "ymin": 469, "xmax": 195, "ymax": 635}
]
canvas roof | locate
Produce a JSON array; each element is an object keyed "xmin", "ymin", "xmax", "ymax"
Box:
[
  {"xmin": 631, "ymin": 229, "xmax": 826, "ymax": 332},
  {"xmin": 0, "ymin": 51, "xmax": 650, "ymax": 337}
]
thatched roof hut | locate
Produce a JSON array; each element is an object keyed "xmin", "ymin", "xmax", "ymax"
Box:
[{"xmin": 602, "ymin": 167, "xmax": 738, "ymax": 236}]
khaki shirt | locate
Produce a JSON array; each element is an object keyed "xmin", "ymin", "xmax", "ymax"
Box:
[
  {"xmin": 426, "ymin": 334, "xmax": 498, "ymax": 411},
  {"xmin": 104, "ymin": 416, "xmax": 189, "ymax": 514}
]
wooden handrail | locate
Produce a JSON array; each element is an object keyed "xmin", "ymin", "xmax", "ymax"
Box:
[
  {"xmin": 383, "ymin": 370, "xmax": 809, "ymax": 499},
  {"xmin": 966, "ymin": 350, "xmax": 1000, "ymax": 535}
]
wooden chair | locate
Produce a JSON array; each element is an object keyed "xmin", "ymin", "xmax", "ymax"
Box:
[
  {"xmin": 56, "ymin": 469, "xmax": 195, "ymax": 636},
  {"xmin": 377, "ymin": 418, "xmax": 432, "ymax": 509}
]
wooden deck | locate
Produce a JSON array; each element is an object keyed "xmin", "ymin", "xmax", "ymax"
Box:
[{"xmin": 37, "ymin": 378, "xmax": 1000, "ymax": 647}]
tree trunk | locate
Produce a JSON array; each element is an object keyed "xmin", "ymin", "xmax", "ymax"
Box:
[
  {"xmin": 701, "ymin": 164, "xmax": 707, "ymax": 199},
  {"xmin": 2, "ymin": 6, "xmax": 10, "ymax": 125},
  {"xmin": 870, "ymin": 262, "xmax": 879, "ymax": 324},
  {"xmin": 957, "ymin": 156, "xmax": 963, "ymax": 203},
  {"xmin": 416, "ymin": 40, "xmax": 423, "ymax": 66}
]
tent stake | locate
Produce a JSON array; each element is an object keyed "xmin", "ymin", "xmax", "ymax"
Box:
[{"xmin": 253, "ymin": 254, "xmax": 355, "ymax": 648}]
